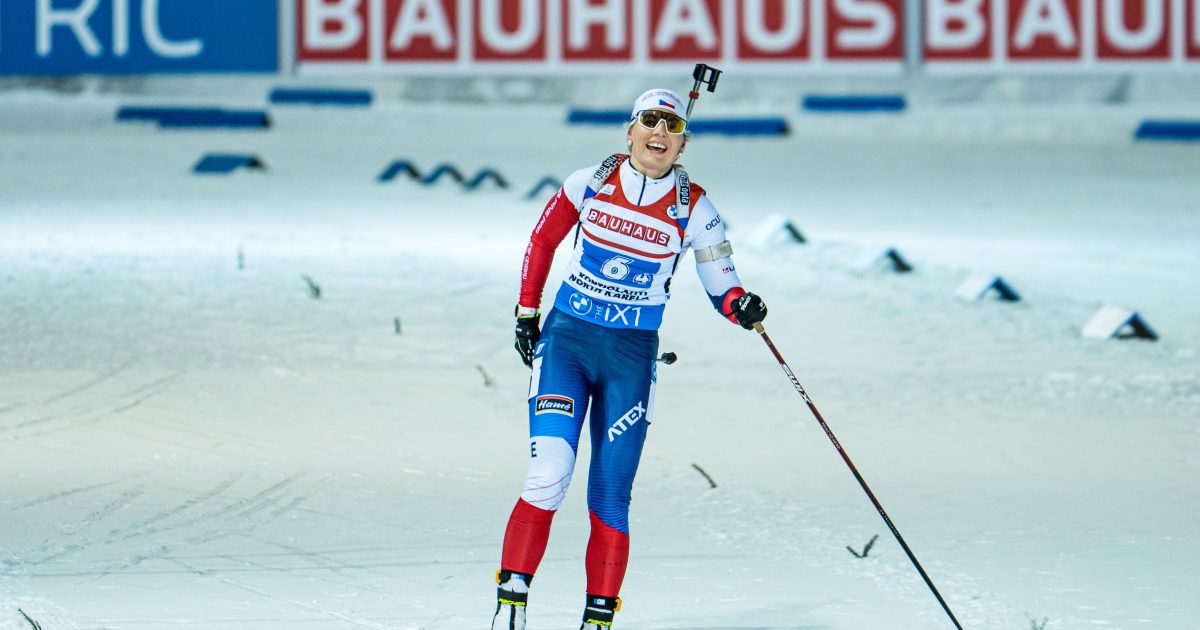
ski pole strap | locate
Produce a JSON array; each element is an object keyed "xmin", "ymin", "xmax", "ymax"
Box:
[
  {"xmin": 674, "ymin": 166, "xmax": 692, "ymax": 230},
  {"xmin": 584, "ymin": 153, "xmax": 628, "ymax": 203}
]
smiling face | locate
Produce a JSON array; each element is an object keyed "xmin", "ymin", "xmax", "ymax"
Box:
[{"xmin": 627, "ymin": 109, "xmax": 686, "ymax": 179}]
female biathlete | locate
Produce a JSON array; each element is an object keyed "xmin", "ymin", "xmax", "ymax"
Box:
[{"xmin": 491, "ymin": 87, "xmax": 768, "ymax": 630}]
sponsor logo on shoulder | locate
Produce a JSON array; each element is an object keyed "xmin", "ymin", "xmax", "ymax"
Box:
[
  {"xmin": 536, "ymin": 395, "xmax": 575, "ymax": 417},
  {"xmin": 608, "ymin": 401, "xmax": 647, "ymax": 441}
]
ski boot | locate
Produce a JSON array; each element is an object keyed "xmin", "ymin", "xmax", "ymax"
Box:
[
  {"xmin": 579, "ymin": 594, "xmax": 620, "ymax": 629},
  {"xmin": 491, "ymin": 570, "xmax": 531, "ymax": 630}
]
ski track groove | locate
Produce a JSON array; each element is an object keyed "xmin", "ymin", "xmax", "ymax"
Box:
[
  {"xmin": 104, "ymin": 472, "xmax": 307, "ymax": 550},
  {"xmin": 166, "ymin": 557, "xmax": 394, "ymax": 630},
  {"xmin": 11, "ymin": 473, "xmax": 308, "ymax": 578},
  {"xmin": 0, "ymin": 358, "xmax": 135, "ymax": 417},
  {"xmin": 10, "ymin": 478, "xmax": 127, "ymax": 511},
  {"xmin": 108, "ymin": 473, "xmax": 245, "ymax": 542},
  {"xmin": 209, "ymin": 548, "xmax": 399, "ymax": 596},
  {"xmin": 9, "ymin": 486, "xmax": 148, "ymax": 573},
  {"xmin": 251, "ymin": 538, "xmax": 428, "ymax": 589},
  {"xmin": 0, "ymin": 373, "xmax": 181, "ymax": 443},
  {"xmin": 69, "ymin": 473, "xmax": 308, "ymax": 580},
  {"xmin": 140, "ymin": 415, "xmax": 298, "ymax": 457}
]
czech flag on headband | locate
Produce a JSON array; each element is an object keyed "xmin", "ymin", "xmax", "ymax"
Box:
[{"xmin": 658, "ymin": 100, "xmax": 676, "ymax": 110}]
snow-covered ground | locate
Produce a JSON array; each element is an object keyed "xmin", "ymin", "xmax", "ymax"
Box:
[{"xmin": 1, "ymin": 87, "xmax": 1197, "ymax": 630}]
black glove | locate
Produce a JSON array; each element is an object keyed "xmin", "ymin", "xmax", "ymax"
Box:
[
  {"xmin": 731, "ymin": 292, "xmax": 767, "ymax": 330},
  {"xmin": 514, "ymin": 309, "xmax": 541, "ymax": 367}
]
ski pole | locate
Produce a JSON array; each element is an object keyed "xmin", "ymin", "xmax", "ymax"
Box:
[{"xmin": 751, "ymin": 322, "xmax": 965, "ymax": 630}]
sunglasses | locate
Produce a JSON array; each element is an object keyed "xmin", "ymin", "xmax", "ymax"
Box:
[{"xmin": 635, "ymin": 110, "xmax": 687, "ymax": 134}]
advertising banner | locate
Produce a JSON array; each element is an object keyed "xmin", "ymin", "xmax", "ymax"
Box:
[
  {"xmin": 295, "ymin": 0, "xmax": 907, "ymax": 71},
  {"xmin": 924, "ymin": 0, "xmax": 1200, "ymax": 67},
  {"xmin": 0, "ymin": 0, "xmax": 278, "ymax": 75}
]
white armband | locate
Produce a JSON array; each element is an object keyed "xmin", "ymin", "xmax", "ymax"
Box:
[{"xmin": 693, "ymin": 240, "xmax": 733, "ymax": 263}]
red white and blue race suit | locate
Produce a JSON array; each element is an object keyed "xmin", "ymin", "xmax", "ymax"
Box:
[{"xmin": 500, "ymin": 155, "xmax": 748, "ymax": 598}]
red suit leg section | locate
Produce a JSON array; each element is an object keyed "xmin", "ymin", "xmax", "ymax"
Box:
[
  {"xmin": 501, "ymin": 498, "xmax": 555, "ymax": 575},
  {"xmin": 585, "ymin": 510, "xmax": 630, "ymax": 597}
]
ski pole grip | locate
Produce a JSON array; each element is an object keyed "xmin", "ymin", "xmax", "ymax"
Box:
[
  {"xmin": 686, "ymin": 63, "xmax": 723, "ymax": 120},
  {"xmin": 692, "ymin": 63, "xmax": 722, "ymax": 92}
]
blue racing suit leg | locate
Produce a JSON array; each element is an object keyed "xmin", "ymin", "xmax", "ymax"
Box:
[
  {"xmin": 582, "ymin": 318, "xmax": 658, "ymax": 597},
  {"xmin": 518, "ymin": 308, "xmax": 659, "ymax": 597},
  {"xmin": 586, "ymin": 327, "xmax": 657, "ymax": 534}
]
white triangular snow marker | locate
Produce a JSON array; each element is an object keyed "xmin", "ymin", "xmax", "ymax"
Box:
[
  {"xmin": 956, "ymin": 273, "xmax": 1020, "ymax": 302},
  {"xmin": 855, "ymin": 246, "xmax": 912, "ymax": 273},
  {"xmin": 1081, "ymin": 305, "xmax": 1158, "ymax": 341}
]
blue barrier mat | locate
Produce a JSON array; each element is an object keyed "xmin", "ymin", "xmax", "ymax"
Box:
[
  {"xmin": 802, "ymin": 95, "xmax": 906, "ymax": 113},
  {"xmin": 689, "ymin": 118, "xmax": 788, "ymax": 136},
  {"xmin": 270, "ymin": 88, "xmax": 373, "ymax": 106},
  {"xmin": 158, "ymin": 110, "xmax": 270, "ymax": 128},
  {"xmin": 1135, "ymin": 120, "xmax": 1200, "ymax": 142},
  {"xmin": 567, "ymin": 110, "xmax": 630, "ymax": 125},
  {"xmin": 193, "ymin": 154, "xmax": 263, "ymax": 174},
  {"xmin": 117, "ymin": 106, "xmax": 270, "ymax": 129},
  {"xmin": 567, "ymin": 110, "xmax": 788, "ymax": 136},
  {"xmin": 117, "ymin": 106, "xmax": 218, "ymax": 121}
]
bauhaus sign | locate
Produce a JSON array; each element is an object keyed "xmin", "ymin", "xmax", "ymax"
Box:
[
  {"xmin": 295, "ymin": 0, "xmax": 907, "ymax": 69},
  {"xmin": 924, "ymin": 0, "xmax": 1200, "ymax": 65}
]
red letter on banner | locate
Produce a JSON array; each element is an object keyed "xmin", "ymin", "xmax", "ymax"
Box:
[
  {"xmin": 475, "ymin": 0, "xmax": 547, "ymax": 60},
  {"xmin": 650, "ymin": 0, "xmax": 723, "ymax": 60},
  {"xmin": 1008, "ymin": 0, "xmax": 1081, "ymax": 60},
  {"xmin": 298, "ymin": 0, "xmax": 369, "ymax": 61},
  {"xmin": 1189, "ymin": 0, "xmax": 1200, "ymax": 59},
  {"xmin": 738, "ymin": 0, "xmax": 810, "ymax": 60},
  {"xmin": 924, "ymin": 0, "xmax": 990, "ymax": 60},
  {"xmin": 1097, "ymin": 0, "xmax": 1169, "ymax": 59},
  {"xmin": 386, "ymin": 0, "xmax": 457, "ymax": 60},
  {"xmin": 827, "ymin": 0, "xmax": 902, "ymax": 60},
  {"xmin": 563, "ymin": 0, "xmax": 633, "ymax": 60}
]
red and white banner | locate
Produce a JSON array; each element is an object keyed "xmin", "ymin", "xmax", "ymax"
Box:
[
  {"xmin": 646, "ymin": 0, "xmax": 722, "ymax": 61},
  {"xmin": 924, "ymin": 0, "xmax": 1199, "ymax": 65},
  {"xmin": 299, "ymin": 0, "xmax": 371, "ymax": 61},
  {"xmin": 737, "ymin": 0, "xmax": 810, "ymax": 60},
  {"xmin": 1006, "ymin": 0, "xmax": 1083, "ymax": 61},
  {"xmin": 386, "ymin": 0, "xmax": 459, "ymax": 61},
  {"xmin": 562, "ymin": 0, "xmax": 634, "ymax": 60},
  {"xmin": 827, "ymin": 0, "xmax": 905, "ymax": 60},
  {"xmin": 295, "ymin": 0, "xmax": 905, "ymax": 69},
  {"xmin": 475, "ymin": 0, "xmax": 548, "ymax": 60},
  {"xmin": 295, "ymin": 0, "xmax": 1198, "ymax": 69}
]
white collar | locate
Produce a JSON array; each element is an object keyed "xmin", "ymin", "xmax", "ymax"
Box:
[{"xmin": 619, "ymin": 160, "xmax": 675, "ymax": 205}]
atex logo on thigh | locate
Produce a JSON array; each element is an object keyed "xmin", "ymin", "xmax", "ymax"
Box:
[{"xmin": 608, "ymin": 402, "xmax": 647, "ymax": 442}]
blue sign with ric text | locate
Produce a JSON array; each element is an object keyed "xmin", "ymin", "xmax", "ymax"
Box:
[{"xmin": 0, "ymin": 0, "xmax": 277, "ymax": 74}]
